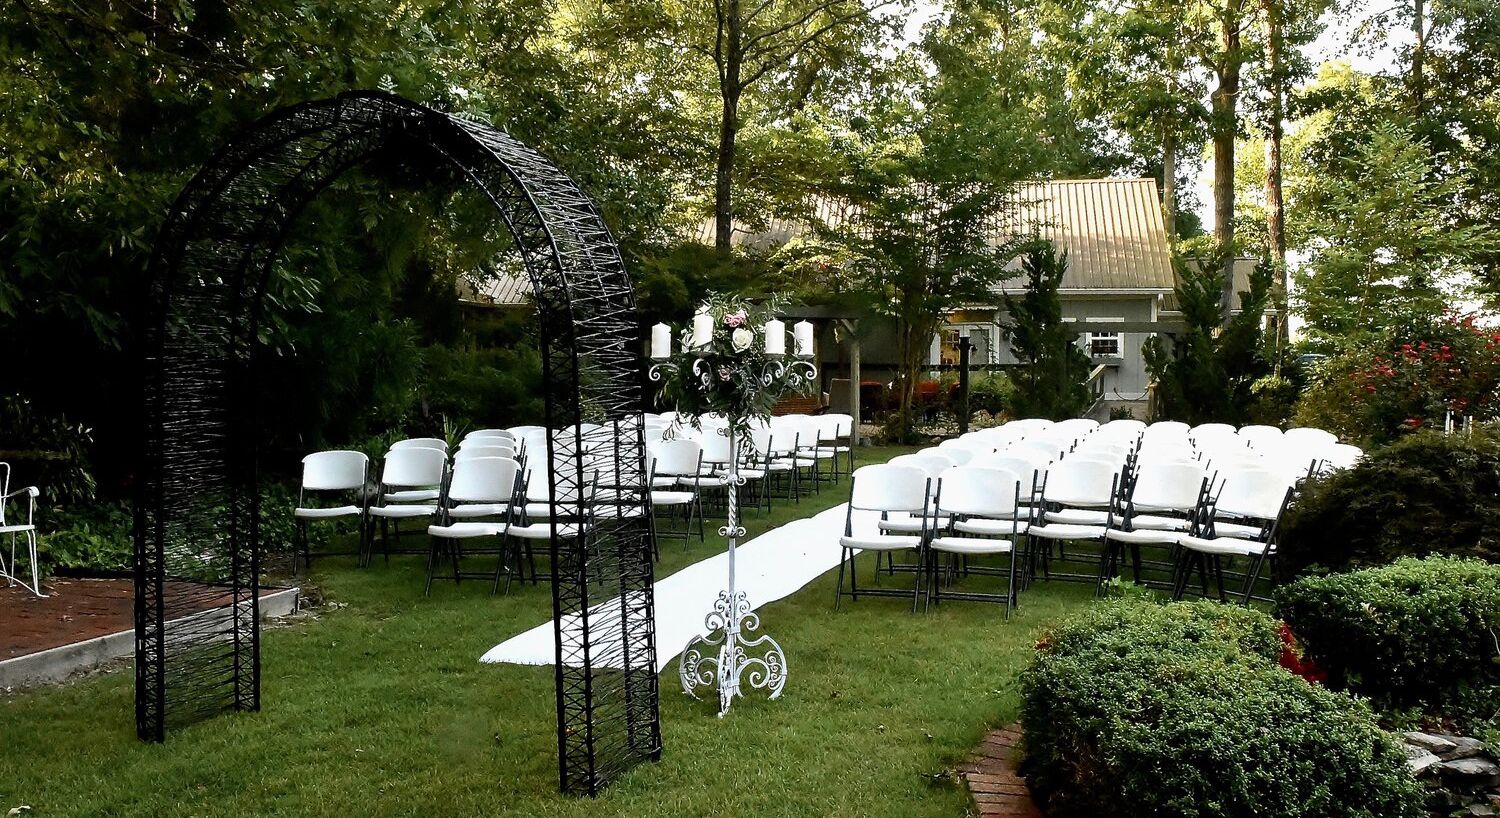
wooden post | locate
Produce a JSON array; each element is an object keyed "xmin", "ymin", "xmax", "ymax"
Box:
[{"xmin": 840, "ymin": 318, "xmax": 862, "ymax": 448}]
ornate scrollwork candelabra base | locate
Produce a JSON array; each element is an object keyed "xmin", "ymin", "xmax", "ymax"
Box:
[{"xmin": 679, "ymin": 590, "xmax": 787, "ymax": 717}]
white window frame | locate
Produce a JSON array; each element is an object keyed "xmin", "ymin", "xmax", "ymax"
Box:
[{"xmin": 1087, "ymin": 331, "xmax": 1121, "ymax": 357}]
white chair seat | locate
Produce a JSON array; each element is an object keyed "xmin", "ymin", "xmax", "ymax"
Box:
[
  {"xmin": 369, "ymin": 504, "xmax": 438, "ymax": 519},
  {"xmin": 930, "ymin": 535, "xmax": 1013, "ymax": 555},
  {"xmin": 523, "ymin": 502, "xmax": 591, "ymax": 518},
  {"xmin": 1177, "ymin": 534, "xmax": 1268, "ymax": 556},
  {"xmin": 652, "ymin": 476, "xmax": 680, "ymax": 489},
  {"xmin": 839, "ymin": 534, "xmax": 921, "ymax": 551},
  {"xmin": 1045, "ymin": 509, "xmax": 1109, "ymax": 525},
  {"xmin": 508, "ymin": 522, "xmax": 587, "ymax": 539},
  {"xmin": 427, "ymin": 522, "xmax": 506, "ymax": 538},
  {"xmin": 1027, "ymin": 523, "xmax": 1107, "ymax": 540},
  {"xmin": 448, "ymin": 503, "xmax": 512, "ymax": 518},
  {"xmin": 817, "ymin": 446, "xmax": 851, "ymax": 455},
  {"xmin": 953, "ymin": 518, "xmax": 1028, "ymax": 536},
  {"xmin": 1113, "ymin": 514, "xmax": 1190, "ymax": 531},
  {"xmin": 679, "ymin": 475, "xmax": 732, "ymax": 488},
  {"xmin": 651, "ymin": 490, "xmax": 695, "ymax": 506},
  {"xmin": 383, "ymin": 488, "xmax": 439, "ymax": 503},
  {"xmin": 294, "ymin": 505, "xmax": 361, "ymax": 520},
  {"xmin": 1104, "ymin": 528, "xmax": 1183, "ymax": 545},
  {"xmin": 878, "ymin": 515, "xmax": 948, "ymax": 533},
  {"xmin": 1210, "ymin": 521, "xmax": 1264, "ymax": 539}
]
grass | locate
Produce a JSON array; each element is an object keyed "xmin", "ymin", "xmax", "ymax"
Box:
[{"xmin": 0, "ymin": 446, "xmax": 1097, "ymax": 817}]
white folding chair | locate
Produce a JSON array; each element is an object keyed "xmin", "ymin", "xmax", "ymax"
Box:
[
  {"xmin": 1174, "ymin": 465, "xmax": 1294, "ymax": 604},
  {"xmin": 836, "ymin": 465, "xmax": 931, "ymax": 612},
  {"xmin": 508, "ymin": 463, "xmax": 595, "ymax": 585},
  {"xmin": 1103, "ymin": 461, "xmax": 1209, "ymax": 589},
  {"xmin": 294, "ymin": 450, "xmax": 370, "ymax": 572},
  {"xmin": 0, "ymin": 463, "xmax": 43, "ymax": 596},
  {"xmin": 1027, "ymin": 458, "xmax": 1121, "ymax": 590},
  {"xmin": 391, "ymin": 437, "xmax": 448, "ymax": 453},
  {"xmin": 425, "ymin": 456, "xmax": 522, "ymax": 596},
  {"xmin": 368, "ymin": 447, "xmax": 447, "ymax": 565},
  {"xmin": 929, "ymin": 467, "xmax": 1025, "ymax": 617},
  {"xmin": 649, "ymin": 439, "xmax": 707, "ymax": 543}
]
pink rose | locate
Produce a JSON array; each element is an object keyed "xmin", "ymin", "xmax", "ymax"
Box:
[{"xmin": 724, "ymin": 309, "xmax": 748, "ymax": 328}]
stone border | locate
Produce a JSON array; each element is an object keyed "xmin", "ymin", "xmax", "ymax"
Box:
[
  {"xmin": 0, "ymin": 587, "xmax": 299, "ymax": 690},
  {"xmin": 957, "ymin": 723, "xmax": 1043, "ymax": 818}
]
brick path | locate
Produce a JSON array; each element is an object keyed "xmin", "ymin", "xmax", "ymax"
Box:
[{"xmin": 956, "ymin": 723, "xmax": 1043, "ymax": 818}]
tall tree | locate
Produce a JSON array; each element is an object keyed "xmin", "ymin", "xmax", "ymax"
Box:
[
  {"xmin": 1040, "ymin": 0, "xmax": 1208, "ymax": 238},
  {"xmin": 1294, "ymin": 125, "xmax": 1500, "ymax": 349},
  {"xmin": 1200, "ymin": 0, "xmax": 1257, "ymax": 322},
  {"xmin": 1004, "ymin": 243, "xmax": 1093, "ymax": 420}
]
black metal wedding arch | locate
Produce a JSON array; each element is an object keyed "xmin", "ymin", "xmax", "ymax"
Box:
[{"xmin": 134, "ymin": 90, "xmax": 661, "ymax": 795}]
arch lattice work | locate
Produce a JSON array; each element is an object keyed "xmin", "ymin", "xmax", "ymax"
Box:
[{"xmin": 135, "ymin": 91, "xmax": 660, "ymax": 795}]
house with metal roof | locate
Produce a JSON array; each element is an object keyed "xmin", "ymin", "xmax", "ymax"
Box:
[{"xmin": 698, "ymin": 177, "xmax": 1186, "ymax": 419}]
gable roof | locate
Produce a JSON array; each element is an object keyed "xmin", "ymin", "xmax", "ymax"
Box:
[
  {"xmin": 691, "ymin": 178, "xmax": 1176, "ymax": 294},
  {"xmin": 1007, "ymin": 178, "xmax": 1175, "ymax": 293}
]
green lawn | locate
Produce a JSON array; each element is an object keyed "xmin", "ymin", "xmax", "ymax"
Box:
[{"xmin": 0, "ymin": 446, "xmax": 1096, "ymax": 817}]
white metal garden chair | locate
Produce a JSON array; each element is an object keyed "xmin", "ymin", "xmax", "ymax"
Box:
[
  {"xmin": 1102, "ymin": 460, "xmax": 1210, "ymax": 589},
  {"xmin": 1027, "ymin": 457, "xmax": 1121, "ymax": 591},
  {"xmin": 0, "ymin": 463, "xmax": 43, "ymax": 596}
]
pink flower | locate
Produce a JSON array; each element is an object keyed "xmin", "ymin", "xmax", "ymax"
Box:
[
  {"xmin": 717, "ymin": 365, "xmax": 733, "ymax": 381},
  {"xmin": 724, "ymin": 309, "xmax": 748, "ymax": 328}
]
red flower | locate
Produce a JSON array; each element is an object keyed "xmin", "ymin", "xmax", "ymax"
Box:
[{"xmin": 1278, "ymin": 624, "xmax": 1328, "ymax": 684}]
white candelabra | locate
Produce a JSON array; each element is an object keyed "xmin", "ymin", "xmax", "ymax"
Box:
[{"xmin": 648, "ymin": 310, "xmax": 816, "ymax": 717}]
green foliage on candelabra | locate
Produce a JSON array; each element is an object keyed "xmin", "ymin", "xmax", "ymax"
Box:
[{"xmin": 652, "ymin": 292, "xmax": 812, "ymax": 428}]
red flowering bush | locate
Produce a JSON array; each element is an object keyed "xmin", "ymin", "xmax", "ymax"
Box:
[
  {"xmin": 1295, "ymin": 312, "xmax": 1500, "ymax": 444},
  {"xmin": 1277, "ymin": 623, "xmax": 1328, "ymax": 685}
]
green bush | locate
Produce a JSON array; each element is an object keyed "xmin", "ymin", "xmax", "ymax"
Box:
[
  {"xmin": 968, "ymin": 371, "xmax": 1016, "ymax": 416},
  {"xmin": 1276, "ymin": 557, "xmax": 1500, "ymax": 729},
  {"xmin": 1022, "ymin": 600, "xmax": 1425, "ymax": 818},
  {"xmin": 38, "ymin": 501, "xmax": 133, "ymax": 574},
  {"xmin": 1278, "ymin": 428, "xmax": 1500, "ymax": 578}
]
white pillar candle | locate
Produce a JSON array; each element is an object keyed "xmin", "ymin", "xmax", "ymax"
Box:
[
  {"xmin": 650, "ymin": 323, "xmax": 671, "ymax": 359},
  {"xmin": 763, "ymin": 319, "xmax": 786, "ymax": 355},
  {"xmin": 691, "ymin": 309, "xmax": 714, "ymax": 348},
  {"xmin": 794, "ymin": 320, "xmax": 815, "ymax": 357}
]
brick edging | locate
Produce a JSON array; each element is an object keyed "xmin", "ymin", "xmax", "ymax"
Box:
[{"xmin": 956, "ymin": 723, "xmax": 1042, "ymax": 818}]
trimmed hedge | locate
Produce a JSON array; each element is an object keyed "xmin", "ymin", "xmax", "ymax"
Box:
[
  {"xmin": 1021, "ymin": 601, "xmax": 1425, "ymax": 818},
  {"xmin": 1277, "ymin": 556, "xmax": 1500, "ymax": 728},
  {"xmin": 1278, "ymin": 428, "xmax": 1500, "ymax": 579}
]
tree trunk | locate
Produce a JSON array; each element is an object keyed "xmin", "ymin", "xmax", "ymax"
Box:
[
  {"xmin": 713, "ymin": 0, "xmax": 743, "ymax": 252},
  {"xmin": 1411, "ymin": 0, "xmax": 1426, "ymax": 112},
  {"xmin": 1162, "ymin": 126, "xmax": 1178, "ymax": 240},
  {"xmin": 1262, "ymin": 0, "xmax": 1288, "ymax": 347},
  {"xmin": 1211, "ymin": 4, "xmax": 1243, "ymax": 325}
]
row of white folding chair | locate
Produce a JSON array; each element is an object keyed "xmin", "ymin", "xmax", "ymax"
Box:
[{"xmin": 838, "ymin": 463, "xmax": 1025, "ymax": 613}]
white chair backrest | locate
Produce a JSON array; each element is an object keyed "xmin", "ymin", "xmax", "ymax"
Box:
[
  {"xmin": 975, "ymin": 453, "xmax": 1047, "ymax": 491},
  {"xmin": 381, "ymin": 447, "xmax": 446, "ymax": 488},
  {"xmin": 302, "ymin": 451, "xmax": 368, "ymax": 491},
  {"xmin": 891, "ymin": 452, "xmax": 958, "ymax": 480},
  {"xmin": 938, "ymin": 447, "xmax": 976, "ymax": 465},
  {"xmin": 1053, "ymin": 418, "xmax": 1099, "ymax": 437},
  {"xmin": 1214, "ymin": 466, "xmax": 1293, "ymax": 521},
  {"xmin": 1015, "ymin": 438, "xmax": 1064, "ymax": 463},
  {"xmin": 391, "ymin": 437, "xmax": 447, "ymax": 453},
  {"xmin": 1100, "ymin": 418, "xmax": 1146, "ymax": 436},
  {"xmin": 1321, "ymin": 443, "xmax": 1364, "ymax": 471},
  {"xmin": 1042, "ymin": 458, "xmax": 1119, "ymax": 507},
  {"xmin": 1191, "ymin": 422, "xmax": 1237, "ymax": 438},
  {"xmin": 455, "ymin": 445, "xmax": 517, "ymax": 462},
  {"xmin": 1284, "ymin": 427, "xmax": 1339, "ymax": 450},
  {"xmin": 1130, "ymin": 461, "xmax": 1208, "ymax": 512},
  {"xmin": 1238, "ymin": 425, "xmax": 1284, "ymax": 449},
  {"xmin": 465, "ymin": 429, "xmax": 516, "ymax": 442},
  {"xmin": 814, "ymin": 414, "xmax": 842, "ymax": 443},
  {"xmin": 1147, "ymin": 420, "xmax": 1190, "ymax": 436},
  {"xmin": 937, "ymin": 466, "xmax": 1021, "ymax": 518},
  {"xmin": 1008, "ymin": 418, "xmax": 1055, "ymax": 435},
  {"xmin": 849, "ymin": 465, "xmax": 929, "ymax": 512},
  {"xmin": 825, "ymin": 413, "xmax": 855, "ymax": 437},
  {"xmin": 700, "ymin": 430, "xmax": 735, "ymax": 466},
  {"xmin": 448, "ymin": 456, "xmax": 520, "ymax": 504},
  {"xmin": 650, "ymin": 439, "xmax": 702, "ymax": 477}
]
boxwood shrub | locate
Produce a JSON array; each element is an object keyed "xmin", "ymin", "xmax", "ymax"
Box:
[
  {"xmin": 1276, "ymin": 556, "xmax": 1500, "ymax": 728},
  {"xmin": 1021, "ymin": 600, "xmax": 1425, "ymax": 818},
  {"xmin": 1277, "ymin": 428, "xmax": 1500, "ymax": 580}
]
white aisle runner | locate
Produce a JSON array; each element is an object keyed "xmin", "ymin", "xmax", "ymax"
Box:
[{"xmin": 481, "ymin": 502, "xmax": 869, "ymax": 672}]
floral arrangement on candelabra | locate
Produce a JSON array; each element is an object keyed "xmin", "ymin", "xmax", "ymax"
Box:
[{"xmin": 648, "ymin": 292, "xmax": 816, "ymax": 717}]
